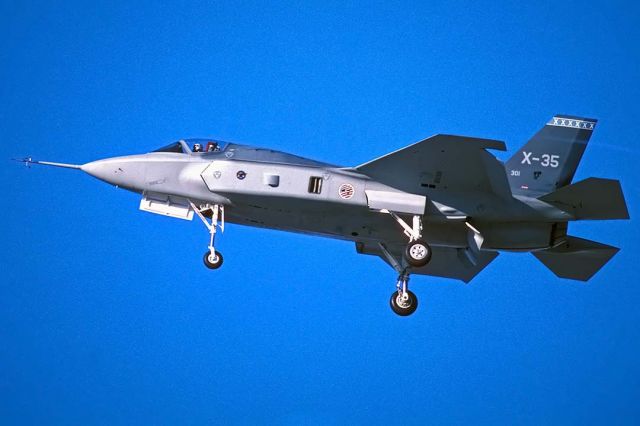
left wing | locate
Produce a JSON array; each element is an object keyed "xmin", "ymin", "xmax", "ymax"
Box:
[
  {"xmin": 355, "ymin": 134, "xmax": 510, "ymax": 197},
  {"xmin": 356, "ymin": 242, "xmax": 498, "ymax": 283}
]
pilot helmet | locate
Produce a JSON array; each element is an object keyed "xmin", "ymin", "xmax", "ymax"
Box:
[{"xmin": 193, "ymin": 143, "xmax": 202, "ymax": 152}]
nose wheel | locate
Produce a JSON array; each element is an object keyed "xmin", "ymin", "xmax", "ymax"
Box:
[
  {"xmin": 190, "ymin": 201, "xmax": 226, "ymax": 270},
  {"xmin": 203, "ymin": 250, "xmax": 224, "ymax": 269}
]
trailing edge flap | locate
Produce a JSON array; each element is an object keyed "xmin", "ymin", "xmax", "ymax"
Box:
[
  {"xmin": 356, "ymin": 242, "xmax": 499, "ymax": 283},
  {"xmin": 355, "ymin": 134, "xmax": 510, "ymax": 197},
  {"xmin": 532, "ymin": 236, "xmax": 619, "ymax": 281},
  {"xmin": 539, "ymin": 177, "xmax": 629, "ymax": 220}
]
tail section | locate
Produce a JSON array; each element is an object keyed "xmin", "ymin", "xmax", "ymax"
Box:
[
  {"xmin": 532, "ymin": 236, "xmax": 619, "ymax": 281},
  {"xmin": 506, "ymin": 115, "xmax": 597, "ymax": 196}
]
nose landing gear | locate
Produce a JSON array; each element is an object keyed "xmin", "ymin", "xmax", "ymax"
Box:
[{"xmin": 190, "ymin": 201, "xmax": 225, "ymax": 270}]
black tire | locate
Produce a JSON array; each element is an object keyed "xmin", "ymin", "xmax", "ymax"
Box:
[
  {"xmin": 404, "ymin": 239, "xmax": 431, "ymax": 267},
  {"xmin": 390, "ymin": 290, "xmax": 418, "ymax": 316},
  {"xmin": 203, "ymin": 250, "xmax": 224, "ymax": 269}
]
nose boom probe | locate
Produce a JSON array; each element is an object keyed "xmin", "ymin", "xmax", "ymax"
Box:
[{"xmin": 13, "ymin": 157, "xmax": 81, "ymax": 169}]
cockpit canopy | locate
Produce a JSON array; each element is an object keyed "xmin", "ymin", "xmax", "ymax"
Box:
[
  {"xmin": 152, "ymin": 142, "xmax": 188, "ymax": 153},
  {"xmin": 152, "ymin": 138, "xmax": 335, "ymax": 167},
  {"xmin": 152, "ymin": 139, "xmax": 228, "ymax": 154}
]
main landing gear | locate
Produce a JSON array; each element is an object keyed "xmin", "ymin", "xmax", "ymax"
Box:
[
  {"xmin": 191, "ymin": 201, "xmax": 225, "ymax": 270},
  {"xmin": 379, "ymin": 244, "xmax": 421, "ymax": 317},
  {"xmin": 390, "ymin": 272, "xmax": 418, "ymax": 316},
  {"xmin": 379, "ymin": 212, "xmax": 432, "ymax": 316},
  {"xmin": 405, "ymin": 239, "xmax": 431, "ymax": 267}
]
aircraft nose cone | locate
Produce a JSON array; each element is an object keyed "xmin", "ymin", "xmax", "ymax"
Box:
[
  {"xmin": 81, "ymin": 156, "xmax": 145, "ymax": 190},
  {"xmin": 81, "ymin": 159, "xmax": 120, "ymax": 182}
]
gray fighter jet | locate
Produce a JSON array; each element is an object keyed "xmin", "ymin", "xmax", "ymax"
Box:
[{"xmin": 20, "ymin": 115, "xmax": 629, "ymax": 315}]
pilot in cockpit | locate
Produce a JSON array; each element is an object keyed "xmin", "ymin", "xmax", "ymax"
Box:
[
  {"xmin": 206, "ymin": 141, "xmax": 218, "ymax": 152},
  {"xmin": 193, "ymin": 143, "xmax": 202, "ymax": 152}
]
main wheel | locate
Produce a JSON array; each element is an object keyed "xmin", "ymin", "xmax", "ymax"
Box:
[
  {"xmin": 404, "ymin": 239, "xmax": 431, "ymax": 267},
  {"xmin": 390, "ymin": 290, "xmax": 418, "ymax": 316},
  {"xmin": 203, "ymin": 250, "xmax": 224, "ymax": 269}
]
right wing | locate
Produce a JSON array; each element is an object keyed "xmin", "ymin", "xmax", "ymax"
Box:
[{"xmin": 356, "ymin": 242, "xmax": 498, "ymax": 283}]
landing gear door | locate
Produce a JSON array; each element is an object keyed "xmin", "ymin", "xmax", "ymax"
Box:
[{"xmin": 364, "ymin": 190, "xmax": 426, "ymax": 215}]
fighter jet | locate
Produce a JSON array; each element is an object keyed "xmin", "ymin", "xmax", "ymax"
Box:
[{"xmin": 19, "ymin": 115, "xmax": 629, "ymax": 315}]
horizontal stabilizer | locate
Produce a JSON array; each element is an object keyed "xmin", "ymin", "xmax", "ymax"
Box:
[
  {"xmin": 532, "ymin": 236, "xmax": 619, "ymax": 281},
  {"xmin": 539, "ymin": 177, "xmax": 629, "ymax": 220}
]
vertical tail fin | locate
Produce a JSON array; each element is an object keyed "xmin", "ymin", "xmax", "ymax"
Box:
[{"xmin": 506, "ymin": 115, "xmax": 597, "ymax": 196}]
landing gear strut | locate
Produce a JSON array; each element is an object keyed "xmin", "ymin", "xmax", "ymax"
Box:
[
  {"xmin": 377, "ymin": 243, "xmax": 420, "ymax": 316},
  {"xmin": 383, "ymin": 211, "xmax": 432, "ymax": 268},
  {"xmin": 190, "ymin": 201, "xmax": 225, "ymax": 270},
  {"xmin": 376, "ymin": 211, "xmax": 431, "ymax": 315}
]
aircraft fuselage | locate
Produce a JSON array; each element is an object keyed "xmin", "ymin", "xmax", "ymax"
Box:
[{"xmin": 81, "ymin": 146, "xmax": 569, "ymax": 252}]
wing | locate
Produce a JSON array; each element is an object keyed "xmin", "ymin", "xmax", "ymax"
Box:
[
  {"xmin": 356, "ymin": 242, "xmax": 498, "ymax": 283},
  {"xmin": 355, "ymin": 134, "xmax": 510, "ymax": 197}
]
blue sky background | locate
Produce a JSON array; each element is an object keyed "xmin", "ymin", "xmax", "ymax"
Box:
[{"xmin": 1, "ymin": 1, "xmax": 639, "ymax": 424}]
